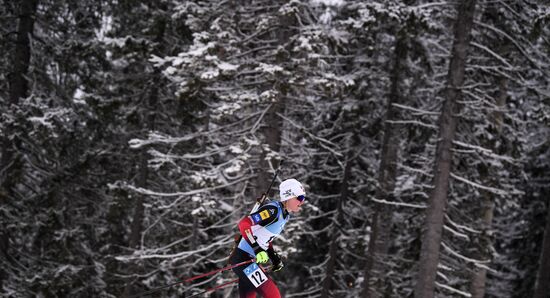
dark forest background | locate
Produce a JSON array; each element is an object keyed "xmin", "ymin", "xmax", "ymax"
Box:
[{"xmin": 1, "ymin": 0, "xmax": 549, "ymax": 297}]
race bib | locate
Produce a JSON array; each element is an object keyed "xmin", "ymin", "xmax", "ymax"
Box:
[{"xmin": 243, "ymin": 263, "xmax": 267, "ymax": 288}]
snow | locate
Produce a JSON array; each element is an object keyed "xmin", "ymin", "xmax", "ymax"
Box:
[
  {"xmin": 259, "ymin": 90, "xmax": 278, "ymax": 101},
  {"xmin": 29, "ymin": 108, "xmax": 72, "ymax": 131},
  {"xmin": 191, "ymin": 206, "xmax": 206, "ymax": 215},
  {"xmin": 435, "ymin": 282, "xmax": 472, "ymax": 297},
  {"xmin": 371, "ymin": 198, "xmax": 427, "ymax": 209},
  {"xmin": 217, "ymin": 200, "xmax": 234, "ymax": 212},
  {"xmin": 450, "ymin": 172, "xmax": 509, "ymax": 196},
  {"xmin": 116, "ymin": 234, "xmax": 235, "ymax": 261},
  {"xmin": 229, "ymin": 145, "xmax": 243, "ymax": 154},
  {"xmin": 445, "ymin": 215, "xmax": 482, "ymax": 234},
  {"xmin": 217, "ymin": 61, "xmax": 238, "ymax": 72},
  {"xmin": 327, "ymin": 28, "xmax": 350, "ymax": 45},
  {"xmin": 310, "ymin": 0, "xmax": 345, "ymax": 7},
  {"xmin": 319, "ymin": 8, "xmax": 336, "ymax": 25},
  {"xmin": 102, "ymin": 37, "xmax": 128, "ymax": 47},
  {"xmin": 441, "ymin": 242, "xmax": 490, "ymax": 265},
  {"xmin": 172, "ymin": 57, "xmax": 185, "ymax": 66},
  {"xmin": 200, "ymin": 69, "xmax": 220, "ymax": 80},
  {"xmin": 125, "ymin": 175, "xmax": 249, "ymax": 199},
  {"xmin": 129, "ymin": 131, "xmax": 197, "ymax": 149},
  {"xmin": 453, "ymin": 141, "xmax": 517, "ymax": 165},
  {"xmin": 148, "ymin": 54, "xmax": 166, "ymax": 66},
  {"xmin": 255, "ymin": 63, "xmax": 284, "ymax": 75},
  {"xmin": 165, "ymin": 66, "xmax": 178, "ymax": 75},
  {"xmin": 73, "ymin": 88, "xmax": 87, "ymax": 104},
  {"xmin": 297, "ymin": 36, "xmax": 313, "ymax": 51},
  {"xmin": 278, "ymin": 113, "xmax": 344, "ymax": 157},
  {"xmin": 188, "ymin": 42, "xmax": 216, "ymax": 57},
  {"xmin": 54, "ymin": 265, "xmax": 79, "ymax": 278},
  {"xmin": 244, "ymin": 137, "xmax": 260, "ymax": 146},
  {"xmin": 470, "ymin": 42, "xmax": 514, "ymax": 69},
  {"xmin": 394, "ymin": 175, "xmax": 416, "ymax": 196},
  {"xmin": 213, "ymin": 102, "xmax": 242, "ymax": 118},
  {"xmin": 386, "ymin": 120, "xmax": 438, "ymax": 129},
  {"xmin": 398, "ymin": 163, "xmax": 433, "ymax": 178},
  {"xmin": 443, "ymin": 225, "xmax": 470, "ymax": 241},
  {"xmin": 278, "ymin": 3, "xmax": 299, "ymax": 16},
  {"xmin": 224, "ymin": 159, "xmax": 244, "ymax": 175},
  {"xmin": 95, "ymin": 15, "xmax": 113, "ymax": 40},
  {"xmin": 392, "ymin": 103, "xmax": 440, "ymax": 116},
  {"xmin": 437, "ymin": 271, "xmax": 450, "ymax": 283}
]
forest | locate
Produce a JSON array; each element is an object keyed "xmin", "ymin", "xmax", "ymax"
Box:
[{"xmin": 1, "ymin": 0, "xmax": 549, "ymax": 297}]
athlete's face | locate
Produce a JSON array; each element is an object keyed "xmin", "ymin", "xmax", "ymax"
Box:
[{"xmin": 286, "ymin": 196, "xmax": 305, "ymax": 213}]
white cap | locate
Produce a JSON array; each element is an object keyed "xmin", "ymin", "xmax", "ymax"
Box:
[{"xmin": 279, "ymin": 179, "xmax": 305, "ymax": 202}]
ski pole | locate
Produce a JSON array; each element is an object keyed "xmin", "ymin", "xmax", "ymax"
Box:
[
  {"xmin": 185, "ymin": 278, "xmax": 239, "ymax": 298},
  {"xmin": 128, "ymin": 259, "xmax": 254, "ymax": 298},
  {"xmin": 185, "ymin": 264, "xmax": 272, "ymax": 298},
  {"xmin": 177, "ymin": 259, "xmax": 254, "ymax": 283}
]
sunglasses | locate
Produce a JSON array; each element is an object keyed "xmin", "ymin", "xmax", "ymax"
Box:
[{"xmin": 297, "ymin": 195, "xmax": 306, "ymax": 203}]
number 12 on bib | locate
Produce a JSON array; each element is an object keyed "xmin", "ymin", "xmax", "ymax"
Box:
[{"xmin": 243, "ymin": 263, "xmax": 268, "ymax": 288}]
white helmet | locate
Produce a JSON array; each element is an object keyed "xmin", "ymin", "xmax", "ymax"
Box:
[{"xmin": 279, "ymin": 179, "xmax": 305, "ymax": 202}]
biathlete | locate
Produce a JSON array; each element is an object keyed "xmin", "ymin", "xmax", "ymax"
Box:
[{"xmin": 230, "ymin": 178, "xmax": 306, "ymax": 298}]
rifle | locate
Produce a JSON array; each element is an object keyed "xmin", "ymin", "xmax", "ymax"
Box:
[{"xmin": 250, "ymin": 159, "xmax": 284, "ymax": 213}]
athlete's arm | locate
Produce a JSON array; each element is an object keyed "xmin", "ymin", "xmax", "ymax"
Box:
[
  {"xmin": 238, "ymin": 205, "xmax": 279, "ymax": 252},
  {"xmin": 267, "ymin": 245, "xmax": 284, "ymax": 271}
]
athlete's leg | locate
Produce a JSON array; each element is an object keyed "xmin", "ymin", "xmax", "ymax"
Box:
[
  {"xmin": 238, "ymin": 279, "xmax": 257, "ymax": 298},
  {"xmin": 256, "ymin": 277, "xmax": 281, "ymax": 298},
  {"xmin": 231, "ymin": 249, "xmax": 258, "ymax": 298}
]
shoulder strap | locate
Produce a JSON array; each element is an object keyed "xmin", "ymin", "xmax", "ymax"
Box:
[{"xmin": 264, "ymin": 201, "xmax": 284, "ymax": 226}]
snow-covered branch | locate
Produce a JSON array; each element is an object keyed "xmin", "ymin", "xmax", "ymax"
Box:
[
  {"xmin": 450, "ymin": 172, "xmax": 509, "ymax": 196},
  {"xmin": 371, "ymin": 198, "xmax": 427, "ymax": 209},
  {"xmin": 385, "ymin": 120, "xmax": 438, "ymax": 129},
  {"xmin": 435, "ymin": 282, "xmax": 472, "ymax": 297},
  {"xmin": 470, "ymin": 42, "xmax": 515, "ymax": 69},
  {"xmin": 277, "ymin": 112, "xmax": 344, "ymax": 157},
  {"xmin": 445, "ymin": 214, "xmax": 482, "ymax": 234},
  {"xmin": 441, "ymin": 242, "xmax": 491, "ymax": 265},
  {"xmin": 453, "ymin": 140, "xmax": 518, "ymax": 165},
  {"xmin": 392, "ymin": 103, "xmax": 440, "ymax": 116},
  {"xmin": 443, "ymin": 225, "xmax": 470, "ymax": 241},
  {"xmin": 124, "ymin": 175, "xmax": 251, "ymax": 199}
]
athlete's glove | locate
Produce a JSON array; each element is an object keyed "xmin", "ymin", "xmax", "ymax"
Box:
[
  {"xmin": 272, "ymin": 258, "xmax": 284, "ymax": 272},
  {"xmin": 255, "ymin": 251, "xmax": 269, "ymax": 264},
  {"xmin": 250, "ymin": 240, "xmax": 269, "ymax": 264},
  {"xmin": 267, "ymin": 248, "xmax": 284, "ymax": 272}
]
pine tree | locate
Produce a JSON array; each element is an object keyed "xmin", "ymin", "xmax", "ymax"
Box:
[{"xmin": 414, "ymin": 1, "xmax": 477, "ymax": 297}]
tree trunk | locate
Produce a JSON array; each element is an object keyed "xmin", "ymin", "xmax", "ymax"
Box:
[
  {"xmin": 8, "ymin": 0, "xmax": 38, "ymax": 104},
  {"xmin": 414, "ymin": 1, "xmax": 477, "ymax": 297},
  {"xmin": 121, "ymin": 19, "xmax": 165, "ymax": 298},
  {"xmin": 321, "ymin": 146, "xmax": 353, "ymax": 298},
  {"xmin": 120, "ymin": 95, "xmax": 156, "ymax": 298},
  {"xmin": 0, "ymin": 0, "xmax": 39, "ymax": 289},
  {"xmin": 255, "ymin": 20, "xmax": 290, "ymax": 197},
  {"xmin": 0, "ymin": 231, "xmax": 9, "ymax": 290},
  {"xmin": 1, "ymin": 0, "xmax": 38, "ymax": 191},
  {"xmin": 533, "ymin": 197, "xmax": 550, "ymax": 298},
  {"xmin": 362, "ymin": 30, "xmax": 408, "ymax": 298},
  {"xmin": 256, "ymin": 101, "xmax": 283, "ymax": 196},
  {"xmin": 469, "ymin": 189, "xmax": 494, "ymax": 297},
  {"xmin": 256, "ymin": 11, "xmax": 296, "ymax": 197},
  {"xmin": 470, "ymin": 76, "xmax": 507, "ymax": 298}
]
